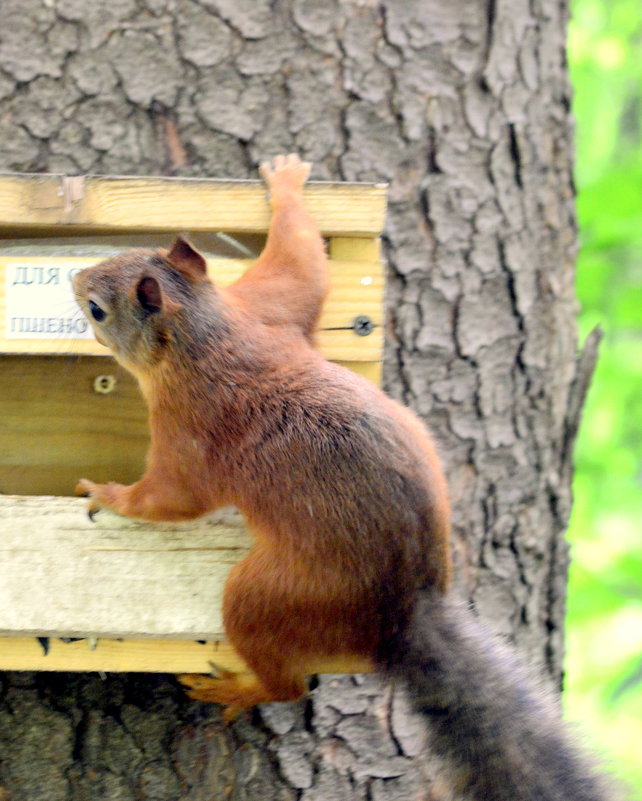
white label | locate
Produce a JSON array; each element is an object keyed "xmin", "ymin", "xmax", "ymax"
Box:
[{"xmin": 5, "ymin": 263, "xmax": 93, "ymax": 340}]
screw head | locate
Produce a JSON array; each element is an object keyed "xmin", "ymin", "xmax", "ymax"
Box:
[
  {"xmin": 93, "ymin": 374, "xmax": 117, "ymax": 394},
  {"xmin": 353, "ymin": 315, "xmax": 374, "ymax": 336}
]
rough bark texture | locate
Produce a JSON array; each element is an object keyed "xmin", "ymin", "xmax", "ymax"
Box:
[{"xmin": 0, "ymin": 1, "xmax": 590, "ymax": 798}]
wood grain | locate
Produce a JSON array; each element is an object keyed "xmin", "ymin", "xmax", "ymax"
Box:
[
  {"xmin": 0, "ymin": 174, "xmax": 386, "ymax": 236},
  {"xmin": 0, "ymin": 637, "xmax": 248, "ymax": 674},
  {"xmin": 0, "ymin": 355, "xmax": 148, "ymax": 495},
  {"xmin": 0, "ymin": 637, "xmax": 372, "ymax": 675},
  {"xmin": 0, "ymin": 497, "xmax": 249, "ymax": 639}
]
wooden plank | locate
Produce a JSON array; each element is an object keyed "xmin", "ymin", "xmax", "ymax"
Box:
[
  {"xmin": 0, "ymin": 637, "xmax": 249, "ymax": 674},
  {"xmin": 339, "ymin": 360, "xmax": 382, "ymax": 386},
  {"xmin": 0, "ymin": 496, "xmax": 250, "ymax": 639},
  {"xmin": 0, "ymin": 174, "xmax": 387, "ymax": 237},
  {"xmin": 0, "ymin": 355, "xmax": 148, "ymax": 495},
  {"xmin": 0, "ymin": 256, "xmax": 383, "ymax": 362},
  {"xmin": 0, "ymin": 637, "xmax": 373, "ymax": 675},
  {"xmin": 329, "ymin": 236, "xmax": 382, "ymax": 262}
]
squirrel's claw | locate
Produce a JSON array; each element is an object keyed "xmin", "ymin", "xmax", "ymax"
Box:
[
  {"xmin": 206, "ymin": 661, "xmax": 235, "ymax": 680},
  {"xmin": 76, "ymin": 478, "xmax": 103, "ymax": 521},
  {"xmin": 176, "ymin": 671, "xmax": 246, "ymax": 719},
  {"xmin": 76, "ymin": 478, "xmax": 95, "ymax": 497},
  {"xmin": 176, "ymin": 664, "xmax": 234, "ymax": 689}
]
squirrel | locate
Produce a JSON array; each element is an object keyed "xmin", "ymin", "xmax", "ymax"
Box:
[{"xmin": 73, "ymin": 154, "xmax": 614, "ymax": 801}]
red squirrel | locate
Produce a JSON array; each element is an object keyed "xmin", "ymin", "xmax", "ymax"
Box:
[{"xmin": 74, "ymin": 155, "xmax": 614, "ymax": 801}]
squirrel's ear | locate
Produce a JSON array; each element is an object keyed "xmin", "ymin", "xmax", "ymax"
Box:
[
  {"xmin": 136, "ymin": 276, "xmax": 163, "ymax": 315},
  {"xmin": 166, "ymin": 236, "xmax": 208, "ymax": 283}
]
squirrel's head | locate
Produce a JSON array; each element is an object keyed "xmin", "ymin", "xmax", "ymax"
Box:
[{"xmin": 73, "ymin": 237, "xmax": 214, "ymax": 373}]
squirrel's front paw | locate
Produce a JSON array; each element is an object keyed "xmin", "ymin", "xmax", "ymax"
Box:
[
  {"xmin": 76, "ymin": 478, "xmax": 117, "ymax": 520},
  {"xmin": 259, "ymin": 153, "xmax": 311, "ymax": 197}
]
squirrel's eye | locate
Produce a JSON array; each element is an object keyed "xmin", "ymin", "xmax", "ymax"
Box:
[{"xmin": 88, "ymin": 300, "xmax": 106, "ymax": 322}]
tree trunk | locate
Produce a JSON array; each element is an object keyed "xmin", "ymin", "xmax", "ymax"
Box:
[{"xmin": 0, "ymin": 1, "xmax": 594, "ymax": 798}]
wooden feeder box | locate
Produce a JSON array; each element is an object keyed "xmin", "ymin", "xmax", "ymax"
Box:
[{"xmin": 0, "ymin": 173, "xmax": 385, "ymax": 677}]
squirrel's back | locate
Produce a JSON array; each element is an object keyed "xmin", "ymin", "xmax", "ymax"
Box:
[{"xmin": 214, "ymin": 352, "xmax": 453, "ymax": 651}]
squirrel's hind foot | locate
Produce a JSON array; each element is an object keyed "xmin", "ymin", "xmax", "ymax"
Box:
[{"xmin": 177, "ymin": 671, "xmax": 270, "ymax": 721}]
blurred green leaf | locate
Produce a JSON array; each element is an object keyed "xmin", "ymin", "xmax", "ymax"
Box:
[
  {"xmin": 566, "ymin": 0, "xmax": 642, "ymax": 794},
  {"xmin": 611, "ymin": 656, "xmax": 642, "ymax": 702}
]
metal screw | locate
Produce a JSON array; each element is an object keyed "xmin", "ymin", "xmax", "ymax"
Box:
[
  {"xmin": 353, "ymin": 315, "xmax": 374, "ymax": 336},
  {"xmin": 94, "ymin": 375, "xmax": 117, "ymax": 394}
]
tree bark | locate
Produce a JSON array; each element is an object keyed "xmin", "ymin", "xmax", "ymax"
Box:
[{"xmin": 0, "ymin": 1, "xmax": 592, "ymax": 798}]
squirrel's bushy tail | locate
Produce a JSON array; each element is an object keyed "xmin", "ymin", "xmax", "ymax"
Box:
[{"xmin": 380, "ymin": 590, "xmax": 616, "ymax": 801}]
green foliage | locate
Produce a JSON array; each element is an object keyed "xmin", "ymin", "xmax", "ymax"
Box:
[{"xmin": 566, "ymin": 0, "xmax": 642, "ymax": 793}]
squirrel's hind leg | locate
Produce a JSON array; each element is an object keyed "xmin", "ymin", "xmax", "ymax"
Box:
[
  {"xmin": 189, "ymin": 547, "xmax": 376, "ymax": 717},
  {"xmin": 177, "ymin": 539, "xmax": 380, "ymax": 717}
]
